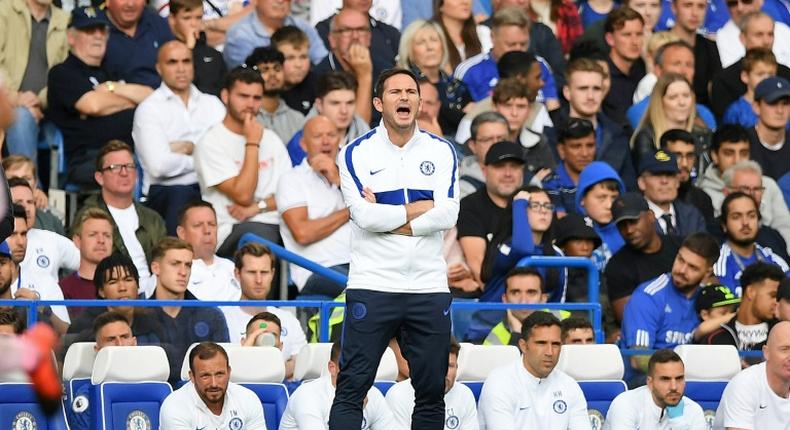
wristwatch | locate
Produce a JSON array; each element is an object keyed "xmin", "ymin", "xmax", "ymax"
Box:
[{"xmin": 257, "ymin": 199, "xmax": 268, "ymax": 213}]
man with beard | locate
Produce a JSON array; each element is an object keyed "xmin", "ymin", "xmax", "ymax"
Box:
[
  {"xmin": 604, "ymin": 349, "xmax": 706, "ymax": 429},
  {"xmin": 194, "ymin": 67, "xmax": 291, "ymax": 256},
  {"xmin": 714, "ymin": 192, "xmax": 790, "ymax": 295},
  {"xmin": 622, "ymin": 232, "xmax": 720, "ymax": 351},
  {"xmin": 660, "ymin": 129, "xmax": 716, "ymax": 232},
  {"xmin": 133, "ymin": 40, "xmax": 225, "ymax": 234},
  {"xmin": 246, "ymin": 46, "xmax": 305, "ymax": 144},
  {"xmin": 606, "ymin": 193, "xmax": 682, "ymax": 323},
  {"xmin": 159, "ymin": 342, "xmax": 265, "ymax": 429}
]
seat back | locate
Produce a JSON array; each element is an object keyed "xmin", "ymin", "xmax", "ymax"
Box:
[
  {"xmin": 456, "ymin": 344, "xmax": 520, "ymax": 402},
  {"xmin": 0, "ymin": 382, "xmax": 69, "ymax": 429},
  {"xmin": 557, "ymin": 344, "xmax": 626, "ymax": 428},
  {"xmin": 179, "ymin": 342, "xmax": 237, "ymax": 381},
  {"xmin": 225, "ymin": 345, "xmax": 288, "ymax": 428},
  {"xmin": 91, "ymin": 346, "xmax": 172, "ymax": 430},
  {"xmin": 674, "ymin": 344, "xmax": 741, "ymax": 419},
  {"xmin": 62, "ymin": 342, "xmax": 97, "ymax": 405},
  {"xmin": 240, "ymin": 383, "xmax": 289, "ymax": 430},
  {"xmin": 293, "ymin": 343, "xmax": 332, "ymax": 381}
]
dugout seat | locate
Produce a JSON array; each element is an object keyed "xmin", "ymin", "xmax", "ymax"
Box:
[
  {"xmin": 674, "ymin": 344, "xmax": 741, "ymax": 424},
  {"xmin": 91, "ymin": 345, "xmax": 172, "ymax": 430},
  {"xmin": 62, "ymin": 342, "xmax": 97, "ymax": 408},
  {"xmin": 293, "ymin": 343, "xmax": 333, "ymax": 381},
  {"xmin": 557, "ymin": 344, "xmax": 627, "ymax": 429},
  {"xmin": 0, "ymin": 369, "xmax": 69, "ymax": 429},
  {"xmin": 222, "ymin": 345, "xmax": 289, "ymax": 430},
  {"xmin": 456, "ymin": 343, "xmax": 520, "ymax": 401}
]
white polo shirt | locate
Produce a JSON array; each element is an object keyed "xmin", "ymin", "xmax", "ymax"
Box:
[
  {"xmin": 386, "ymin": 378, "xmax": 478, "ymax": 430},
  {"xmin": 275, "ymin": 159, "xmax": 351, "ymax": 289},
  {"xmin": 604, "ymin": 385, "xmax": 706, "ymax": 430},
  {"xmin": 279, "ymin": 374, "xmax": 393, "ymax": 429},
  {"xmin": 220, "ymin": 305, "xmax": 307, "ymax": 359},
  {"xmin": 132, "ymin": 84, "xmax": 225, "ymax": 192},
  {"xmin": 21, "ymin": 228, "xmax": 79, "ymax": 283},
  {"xmin": 478, "ymin": 360, "xmax": 591, "ymax": 430},
  {"xmin": 714, "ymin": 362, "xmax": 790, "ymax": 430},
  {"xmin": 11, "ymin": 269, "xmax": 70, "ymax": 324},
  {"xmin": 187, "ymin": 256, "xmax": 241, "ymax": 302},
  {"xmin": 159, "ymin": 381, "xmax": 266, "ymax": 429},
  {"xmin": 195, "ymin": 122, "xmax": 291, "ymax": 245}
]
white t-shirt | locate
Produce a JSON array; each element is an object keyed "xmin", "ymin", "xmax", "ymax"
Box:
[
  {"xmin": 188, "ymin": 257, "xmax": 241, "ymax": 302},
  {"xmin": 604, "ymin": 385, "xmax": 706, "ymax": 430},
  {"xmin": 714, "ymin": 362, "xmax": 790, "ymax": 430},
  {"xmin": 159, "ymin": 381, "xmax": 266, "ymax": 429},
  {"xmin": 106, "ymin": 204, "xmax": 152, "ymax": 283},
  {"xmin": 478, "ymin": 360, "xmax": 591, "ymax": 430},
  {"xmin": 195, "ymin": 123, "xmax": 291, "ymax": 245},
  {"xmin": 279, "ymin": 374, "xmax": 394, "ymax": 429},
  {"xmin": 386, "ymin": 378, "xmax": 479, "ymax": 430},
  {"xmin": 275, "ymin": 160, "xmax": 351, "ymax": 289},
  {"xmin": 11, "ymin": 269, "xmax": 70, "ymax": 324},
  {"xmin": 220, "ymin": 305, "xmax": 307, "ymax": 359},
  {"xmin": 21, "ymin": 228, "xmax": 79, "ymax": 283}
]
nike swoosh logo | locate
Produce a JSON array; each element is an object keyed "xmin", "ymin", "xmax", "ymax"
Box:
[
  {"xmin": 759, "ymin": 405, "xmax": 767, "ymax": 409},
  {"xmin": 370, "ymin": 168, "xmax": 385, "ymax": 175},
  {"xmin": 519, "ymin": 406, "xmax": 530, "ymax": 410},
  {"xmin": 202, "ymin": 57, "xmax": 213, "ymax": 62},
  {"xmin": 443, "ymin": 306, "xmax": 451, "ymax": 316}
]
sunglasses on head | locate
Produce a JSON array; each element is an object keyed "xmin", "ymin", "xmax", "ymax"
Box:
[{"xmin": 726, "ymin": 0, "xmax": 754, "ymax": 7}]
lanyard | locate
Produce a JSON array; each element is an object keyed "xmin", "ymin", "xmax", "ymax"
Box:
[{"xmin": 731, "ymin": 247, "xmax": 765, "ymax": 272}]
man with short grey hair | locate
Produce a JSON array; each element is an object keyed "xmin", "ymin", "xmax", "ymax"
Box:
[
  {"xmin": 459, "ymin": 111, "xmax": 511, "ymax": 198},
  {"xmin": 717, "ymin": 8, "xmax": 790, "ymax": 68}
]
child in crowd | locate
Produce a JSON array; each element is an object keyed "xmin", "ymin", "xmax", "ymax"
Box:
[
  {"xmin": 723, "ymin": 48, "xmax": 782, "ymax": 129},
  {"xmin": 271, "ymin": 26, "xmax": 316, "ymax": 116},
  {"xmin": 575, "ymin": 161, "xmax": 626, "ymax": 271},
  {"xmin": 554, "ymin": 213, "xmax": 600, "ymax": 303},
  {"xmin": 692, "ymin": 284, "xmax": 740, "ymax": 343}
]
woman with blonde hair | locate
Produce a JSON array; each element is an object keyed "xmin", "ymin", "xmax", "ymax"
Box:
[
  {"xmin": 630, "ymin": 72, "xmax": 711, "ymax": 168},
  {"xmin": 398, "ymin": 19, "xmax": 473, "ymax": 135}
]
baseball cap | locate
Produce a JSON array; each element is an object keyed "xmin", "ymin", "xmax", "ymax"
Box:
[
  {"xmin": 553, "ymin": 213, "xmax": 602, "ymax": 248},
  {"xmin": 70, "ymin": 6, "xmax": 109, "ymax": 30},
  {"xmin": 638, "ymin": 150, "xmax": 679, "ymax": 175},
  {"xmin": 558, "ymin": 118, "xmax": 595, "ymax": 144},
  {"xmin": 754, "ymin": 76, "xmax": 790, "ymax": 104},
  {"xmin": 484, "ymin": 141, "xmax": 525, "ymax": 166},
  {"xmin": 611, "ymin": 192, "xmax": 649, "ymax": 225},
  {"xmin": 695, "ymin": 284, "xmax": 741, "ymax": 313},
  {"xmin": 0, "ymin": 241, "xmax": 10, "ymax": 258},
  {"xmin": 777, "ymin": 277, "xmax": 790, "ymax": 301}
]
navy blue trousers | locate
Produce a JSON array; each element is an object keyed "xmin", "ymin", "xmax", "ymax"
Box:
[{"xmin": 329, "ymin": 289, "xmax": 452, "ymax": 430}]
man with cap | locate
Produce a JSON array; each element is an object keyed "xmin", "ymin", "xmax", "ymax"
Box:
[
  {"xmin": 776, "ymin": 277, "xmax": 790, "ymax": 321},
  {"xmin": 554, "ymin": 213, "xmax": 602, "ymax": 303},
  {"xmin": 714, "ymin": 192, "xmax": 790, "ymax": 295},
  {"xmin": 748, "ymin": 76, "xmax": 790, "ymax": 181},
  {"xmin": 637, "ymin": 150, "xmax": 707, "ymax": 238},
  {"xmin": 606, "ymin": 192, "xmax": 683, "ymax": 323},
  {"xmin": 46, "ymin": 6, "xmax": 152, "ymax": 189},
  {"xmin": 458, "ymin": 141, "xmax": 525, "ymax": 285},
  {"xmin": 542, "ymin": 118, "xmax": 597, "ymax": 216},
  {"xmin": 698, "ymin": 262, "xmax": 781, "ymax": 358}
]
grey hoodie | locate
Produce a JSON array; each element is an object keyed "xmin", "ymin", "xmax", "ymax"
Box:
[{"xmin": 699, "ymin": 165, "xmax": 790, "ymax": 255}]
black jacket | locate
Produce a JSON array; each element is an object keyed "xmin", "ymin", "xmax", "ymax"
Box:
[
  {"xmin": 192, "ymin": 33, "xmax": 226, "ymax": 97},
  {"xmin": 711, "ymin": 59, "xmax": 790, "ymax": 120},
  {"xmin": 651, "ymin": 200, "xmax": 707, "ymax": 238}
]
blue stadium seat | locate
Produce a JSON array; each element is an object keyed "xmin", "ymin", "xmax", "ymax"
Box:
[
  {"xmin": 0, "ymin": 381, "xmax": 69, "ymax": 429},
  {"xmin": 674, "ymin": 344, "xmax": 741, "ymax": 423},
  {"xmin": 62, "ymin": 342, "xmax": 97, "ymax": 410},
  {"xmin": 90, "ymin": 345, "xmax": 172, "ymax": 430},
  {"xmin": 557, "ymin": 344, "xmax": 626, "ymax": 429},
  {"xmin": 222, "ymin": 345, "xmax": 289, "ymax": 429},
  {"xmin": 456, "ymin": 343, "xmax": 521, "ymax": 402}
]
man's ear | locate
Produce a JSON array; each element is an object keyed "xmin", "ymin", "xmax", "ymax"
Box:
[{"xmin": 373, "ymin": 97, "xmax": 383, "ymax": 113}]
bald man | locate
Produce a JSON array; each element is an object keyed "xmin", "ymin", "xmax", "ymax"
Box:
[
  {"xmin": 132, "ymin": 40, "xmax": 226, "ymax": 233},
  {"xmin": 714, "ymin": 321, "xmax": 790, "ymax": 430},
  {"xmin": 275, "ymin": 116, "xmax": 351, "ymax": 297}
]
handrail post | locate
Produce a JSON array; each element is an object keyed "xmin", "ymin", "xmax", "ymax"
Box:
[
  {"xmin": 319, "ymin": 301, "xmax": 332, "ymax": 343},
  {"xmin": 519, "ymin": 256, "xmax": 604, "ymax": 343},
  {"xmin": 26, "ymin": 300, "xmax": 38, "ymax": 328}
]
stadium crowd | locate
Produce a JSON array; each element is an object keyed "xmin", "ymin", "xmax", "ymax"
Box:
[{"xmin": 1, "ymin": 0, "xmax": 790, "ymax": 428}]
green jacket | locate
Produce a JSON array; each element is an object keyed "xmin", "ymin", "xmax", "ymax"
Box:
[
  {"xmin": 483, "ymin": 309, "xmax": 571, "ymax": 346},
  {"xmin": 307, "ymin": 293, "xmax": 345, "ymax": 343},
  {"xmin": 0, "ymin": 0, "xmax": 69, "ymax": 106},
  {"xmin": 75, "ymin": 194, "xmax": 167, "ymax": 265}
]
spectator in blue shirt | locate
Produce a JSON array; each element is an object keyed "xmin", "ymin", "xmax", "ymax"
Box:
[
  {"xmin": 103, "ymin": 0, "xmax": 174, "ymax": 88},
  {"xmin": 150, "ymin": 237, "xmax": 230, "ymax": 383},
  {"xmin": 723, "ymin": 48, "xmax": 780, "ymax": 129},
  {"xmin": 714, "ymin": 192, "xmax": 790, "ymax": 296},
  {"xmin": 622, "ymin": 232, "xmax": 720, "ymax": 353},
  {"xmin": 223, "ymin": 0, "xmax": 327, "ymax": 68}
]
